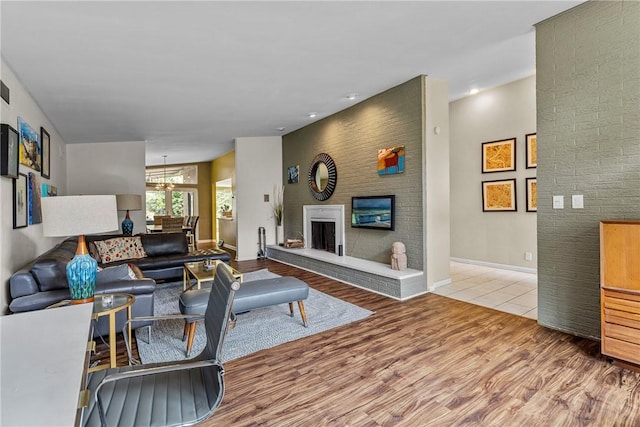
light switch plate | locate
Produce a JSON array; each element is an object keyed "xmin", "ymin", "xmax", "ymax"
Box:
[
  {"xmin": 572, "ymin": 194, "xmax": 584, "ymax": 209},
  {"xmin": 553, "ymin": 195, "xmax": 564, "ymax": 209}
]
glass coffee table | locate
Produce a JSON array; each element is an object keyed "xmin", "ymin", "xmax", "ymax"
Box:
[{"xmin": 183, "ymin": 260, "xmax": 243, "ymax": 290}]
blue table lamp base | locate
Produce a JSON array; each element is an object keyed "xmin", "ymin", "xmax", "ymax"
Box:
[
  {"xmin": 122, "ymin": 210, "xmax": 134, "ymax": 236},
  {"xmin": 66, "ymin": 235, "xmax": 98, "ymax": 304}
]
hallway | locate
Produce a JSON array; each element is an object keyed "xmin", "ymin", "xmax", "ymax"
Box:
[{"xmin": 433, "ymin": 261, "xmax": 537, "ymax": 320}]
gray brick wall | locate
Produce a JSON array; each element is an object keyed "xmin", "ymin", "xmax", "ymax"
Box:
[
  {"xmin": 536, "ymin": 1, "xmax": 640, "ymax": 339},
  {"xmin": 282, "ymin": 77, "xmax": 424, "ymax": 269}
]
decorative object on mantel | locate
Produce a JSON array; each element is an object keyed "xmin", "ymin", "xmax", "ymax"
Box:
[
  {"xmin": 390, "ymin": 241, "xmax": 407, "ymax": 271},
  {"xmin": 272, "ymin": 185, "xmax": 285, "ymax": 244},
  {"xmin": 41, "ymin": 195, "xmax": 119, "ymax": 303},
  {"xmin": 308, "ymin": 153, "xmax": 337, "ymax": 201},
  {"xmin": 116, "ymin": 194, "xmax": 142, "ymax": 236},
  {"xmin": 1, "ymin": 123, "xmax": 19, "ymax": 178},
  {"xmin": 377, "ymin": 145, "xmax": 405, "ymax": 176},
  {"xmin": 285, "ymin": 232, "xmax": 305, "ymax": 249}
]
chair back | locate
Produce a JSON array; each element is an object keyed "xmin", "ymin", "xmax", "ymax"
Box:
[
  {"xmin": 200, "ymin": 263, "xmax": 240, "ymax": 361},
  {"xmin": 161, "ymin": 216, "xmax": 184, "ymax": 233},
  {"xmin": 190, "ymin": 215, "xmax": 199, "ymax": 231},
  {"xmin": 153, "ymin": 215, "xmax": 169, "ymax": 225}
]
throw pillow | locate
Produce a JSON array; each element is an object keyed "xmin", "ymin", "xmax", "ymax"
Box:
[
  {"xmin": 94, "ymin": 236, "xmax": 147, "ymax": 264},
  {"xmin": 88, "ymin": 241, "xmax": 103, "ymax": 263}
]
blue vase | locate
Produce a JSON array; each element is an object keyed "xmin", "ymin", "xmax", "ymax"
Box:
[
  {"xmin": 66, "ymin": 253, "xmax": 98, "ymax": 303},
  {"xmin": 122, "ymin": 210, "xmax": 134, "ymax": 236}
]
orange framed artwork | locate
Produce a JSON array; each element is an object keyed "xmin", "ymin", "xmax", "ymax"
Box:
[
  {"xmin": 482, "ymin": 178, "xmax": 517, "ymax": 212},
  {"xmin": 526, "ymin": 177, "xmax": 537, "ymax": 212},
  {"xmin": 525, "ymin": 133, "xmax": 537, "ymax": 169},
  {"xmin": 481, "ymin": 138, "xmax": 516, "ymax": 173}
]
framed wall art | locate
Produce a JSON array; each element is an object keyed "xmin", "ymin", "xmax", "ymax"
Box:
[
  {"xmin": 287, "ymin": 165, "xmax": 299, "ymax": 184},
  {"xmin": 378, "ymin": 145, "xmax": 405, "ymax": 176},
  {"xmin": 482, "ymin": 178, "xmax": 517, "ymax": 212},
  {"xmin": 481, "ymin": 138, "xmax": 516, "ymax": 173},
  {"xmin": 13, "ymin": 173, "xmax": 28, "ymax": 228},
  {"xmin": 1, "ymin": 123, "xmax": 19, "ymax": 178},
  {"xmin": 28, "ymin": 172, "xmax": 42, "ymax": 225},
  {"xmin": 525, "ymin": 133, "xmax": 537, "ymax": 169},
  {"xmin": 41, "ymin": 127, "xmax": 50, "ymax": 179},
  {"xmin": 526, "ymin": 178, "xmax": 537, "ymax": 212},
  {"xmin": 17, "ymin": 117, "xmax": 41, "ymax": 172}
]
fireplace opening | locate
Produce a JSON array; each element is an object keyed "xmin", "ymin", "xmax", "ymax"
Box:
[{"xmin": 311, "ymin": 221, "xmax": 336, "ymax": 253}]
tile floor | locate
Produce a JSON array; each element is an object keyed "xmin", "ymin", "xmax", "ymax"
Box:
[{"xmin": 433, "ymin": 261, "xmax": 538, "ymax": 320}]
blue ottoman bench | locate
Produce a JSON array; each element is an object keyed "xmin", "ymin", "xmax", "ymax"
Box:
[{"xmin": 179, "ymin": 276, "xmax": 309, "ymax": 356}]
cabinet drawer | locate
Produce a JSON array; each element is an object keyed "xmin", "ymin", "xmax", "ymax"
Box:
[
  {"xmin": 602, "ymin": 290, "xmax": 640, "ymax": 314},
  {"xmin": 603, "ymin": 322, "xmax": 640, "ymax": 345},
  {"xmin": 602, "ymin": 336, "xmax": 640, "ymax": 365}
]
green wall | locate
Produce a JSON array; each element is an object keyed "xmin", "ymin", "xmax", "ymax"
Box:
[
  {"xmin": 536, "ymin": 1, "xmax": 640, "ymax": 339},
  {"xmin": 282, "ymin": 77, "xmax": 425, "ymax": 268}
]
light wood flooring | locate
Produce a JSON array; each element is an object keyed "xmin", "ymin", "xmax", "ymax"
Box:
[{"xmin": 98, "ymin": 252, "xmax": 640, "ymax": 426}]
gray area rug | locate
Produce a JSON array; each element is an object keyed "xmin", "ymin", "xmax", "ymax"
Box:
[{"xmin": 136, "ymin": 269, "xmax": 374, "ymax": 363}]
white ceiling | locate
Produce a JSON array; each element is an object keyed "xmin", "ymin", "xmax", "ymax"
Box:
[{"xmin": 1, "ymin": 1, "xmax": 581, "ymax": 166}]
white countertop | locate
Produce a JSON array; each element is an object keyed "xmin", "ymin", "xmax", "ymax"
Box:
[{"xmin": 0, "ymin": 303, "xmax": 93, "ymax": 427}]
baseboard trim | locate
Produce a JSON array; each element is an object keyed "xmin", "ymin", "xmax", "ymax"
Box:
[
  {"xmin": 451, "ymin": 257, "xmax": 537, "ymax": 275},
  {"xmin": 429, "ymin": 278, "xmax": 452, "ymax": 292}
]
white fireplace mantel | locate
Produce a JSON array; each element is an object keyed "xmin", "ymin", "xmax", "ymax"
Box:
[{"xmin": 303, "ymin": 205, "xmax": 345, "ymax": 256}]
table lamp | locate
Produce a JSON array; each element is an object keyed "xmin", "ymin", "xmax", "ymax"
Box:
[
  {"xmin": 116, "ymin": 194, "xmax": 142, "ymax": 236},
  {"xmin": 41, "ymin": 195, "xmax": 119, "ymax": 304}
]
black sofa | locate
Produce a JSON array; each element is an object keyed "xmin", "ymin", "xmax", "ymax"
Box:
[
  {"xmin": 85, "ymin": 232, "xmax": 231, "ymax": 282},
  {"xmin": 9, "ymin": 232, "xmax": 231, "ymax": 336}
]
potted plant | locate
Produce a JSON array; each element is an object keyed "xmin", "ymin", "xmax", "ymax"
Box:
[
  {"xmin": 219, "ymin": 203, "xmax": 232, "ymax": 218},
  {"xmin": 272, "ymin": 185, "xmax": 284, "ymax": 244}
]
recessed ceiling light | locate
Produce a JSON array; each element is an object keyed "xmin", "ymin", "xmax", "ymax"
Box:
[
  {"xmin": 276, "ymin": 127, "xmax": 286, "ymax": 132},
  {"xmin": 346, "ymin": 93, "xmax": 358, "ymax": 100},
  {"xmin": 469, "ymin": 88, "xmax": 479, "ymax": 95},
  {"xmin": 308, "ymin": 112, "xmax": 317, "ymax": 118}
]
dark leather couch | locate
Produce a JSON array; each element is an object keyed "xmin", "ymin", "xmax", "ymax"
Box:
[
  {"xmin": 85, "ymin": 232, "xmax": 231, "ymax": 282},
  {"xmin": 9, "ymin": 232, "xmax": 231, "ymax": 337}
]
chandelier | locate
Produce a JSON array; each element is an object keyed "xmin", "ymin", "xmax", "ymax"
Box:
[{"xmin": 155, "ymin": 155, "xmax": 175, "ymax": 190}]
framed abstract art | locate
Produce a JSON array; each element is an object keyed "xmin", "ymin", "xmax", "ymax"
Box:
[
  {"xmin": 482, "ymin": 178, "xmax": 517, "ymax": 212},
  {"xmin": 482, "ymin": 138, "xmax": 516, "ymax": 173}
]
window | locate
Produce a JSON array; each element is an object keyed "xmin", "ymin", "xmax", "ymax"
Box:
[{"xmin": 146, "ymin": 164, "xmax": 198, "ymax": 224}]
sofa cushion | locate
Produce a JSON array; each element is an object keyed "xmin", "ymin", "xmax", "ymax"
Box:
[
  {"xmin": 139, "ymin": 232, "xmax": 188, "ymax": 257},
  {"xmin": 96, "ymin": 264, "xmax": 134, "ymax": 285},
  {"xmin": 31, "ymin": 257, "xmax": 68, "ymax": 292},
  {"xmin": 94, "ymin": 236, "xmax": 147, "ymax": 264}
]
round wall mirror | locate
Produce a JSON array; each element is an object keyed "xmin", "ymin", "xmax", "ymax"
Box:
[{"xmin": 308, "ymin": 153, "xmax": 337, "ymax": 201}]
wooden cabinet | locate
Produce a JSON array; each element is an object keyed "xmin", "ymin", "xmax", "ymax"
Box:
[{"xmin": 600, "ymin": 220, "xmax": 640, "ymax": 366}]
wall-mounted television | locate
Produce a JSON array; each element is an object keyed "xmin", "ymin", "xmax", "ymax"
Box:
[{"xmin": 351, "ymin": 195, "xmax": 395, "ymax": 231}]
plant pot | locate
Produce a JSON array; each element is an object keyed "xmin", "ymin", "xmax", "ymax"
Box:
[{"xmin": 276, "ymin": 225, "xmax": 284, "ymax": 245}]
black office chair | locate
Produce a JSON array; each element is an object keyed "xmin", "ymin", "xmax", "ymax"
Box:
[{"xmin": 82, "ymin": 264, "xmax": 239, "ymax": 427}]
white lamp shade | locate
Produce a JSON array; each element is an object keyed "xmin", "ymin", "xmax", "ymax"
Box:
[
  {"xmin": 116, "ymin": 194, "xmax": 142, "ymax": 211},
  {"xmin": 42, "ymin": 195, "xmax": 119, "ymax": 237}
]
